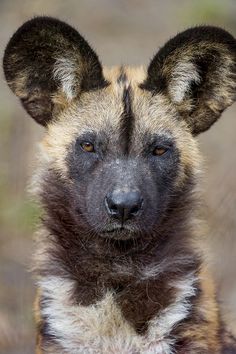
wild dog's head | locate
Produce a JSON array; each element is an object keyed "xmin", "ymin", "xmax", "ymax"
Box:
[{"xmin": 3, "ymin": 17, "xmax": 236, "ymax": 250}]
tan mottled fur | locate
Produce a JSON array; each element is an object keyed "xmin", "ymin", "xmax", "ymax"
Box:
[
  {"xmin": 3, "ymin": 19, "xmax": 236, "ymax": 354},
  {"xmin": 31, "ymin": 67, "xmax": 222, "ymax": 354},
  {"xmin": 40, "ymin": 67, "xmax": 201, "ymax": 184}
]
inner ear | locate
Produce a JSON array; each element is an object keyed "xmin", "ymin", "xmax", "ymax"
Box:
[
  {"xmin": 141, "ymin": 26, "xmax": 236, "ymax": 135},
  {"xmin": 3, "ymin": 17, "xmax": 108, "ymax": 126},
  {"xmin": 168, "ymin": 60, "xmax": 202, "ymax": 104}
]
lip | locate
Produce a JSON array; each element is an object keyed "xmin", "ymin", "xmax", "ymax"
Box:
[
  {"xmin": 100, "ymin": 226, "xmax": 136, "ymax": 240},
  {"xmin": 99, "ymin": 227, "xmax": 151, "ymax": 254},
  {"xmin": 105, "ymin": 226, "xmax": 125, "ymax": 233}
]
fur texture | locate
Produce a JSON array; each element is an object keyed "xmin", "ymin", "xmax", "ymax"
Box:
[{"xmin": 3, "ymin": 17, "xmax": 236, "ymax": 353}]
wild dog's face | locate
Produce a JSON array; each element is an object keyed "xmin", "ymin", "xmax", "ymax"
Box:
[
  {"xmin": 3, "ymin": 18, "xmax": 236, "ymax": 245},
  {"xmin": 46, "ymin": 73, "xmax": 197, "ymax": 240}
]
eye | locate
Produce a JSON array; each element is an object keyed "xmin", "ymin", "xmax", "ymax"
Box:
[
  {"xmin": 80, "ymin": 141, "xmax": 95, "ymax": 153},
  {"xmin": 153, "ymin": 146, "xmax": 168, "ymax": 156}
]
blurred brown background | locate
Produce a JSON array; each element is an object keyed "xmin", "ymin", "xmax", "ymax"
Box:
[{"xmin": 0, "ymin": 1, "xmax": 235, "ymax": 353}]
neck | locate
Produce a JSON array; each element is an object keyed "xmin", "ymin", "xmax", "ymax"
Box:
[{"xmin": 35, "ymin": 170, "xmax": 202, "ymax": 334}]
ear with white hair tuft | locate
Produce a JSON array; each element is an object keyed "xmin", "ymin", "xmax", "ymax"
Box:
[
  {"xmin": 141, "ymin": 26, "xmax": 236, "ymax": 135},
  {"xmin": 3, "ymin": 16, "xmax": 107, "ymax": 126}
]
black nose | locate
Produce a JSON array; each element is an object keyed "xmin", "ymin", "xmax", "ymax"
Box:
[{"xmin": 105, "ymin": 190, "xmax": 143, "ymax": 222}]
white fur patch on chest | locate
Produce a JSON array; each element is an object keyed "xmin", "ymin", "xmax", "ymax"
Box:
[{"xmin": 39, "ymin": 274, "xmax": 196, "ymax": 353}]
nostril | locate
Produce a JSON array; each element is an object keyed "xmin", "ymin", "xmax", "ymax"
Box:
[
  {"xmin": 130, "ymin": 205, "xmax": 140, "ymax": 215},
  {"xmin": 105, "ymin": 196, "xmax": 119, "ymax": 215},
  {"xmin": 130, "ymin": 198, "xmax": 143, "ymax": 215},
  {"xmin": 105, "ymin": 191, "xmax": 143, "ymax": 221},
  {"xmin": 110, "ymin": 203, "xmax": 118, "ymax": 212}
]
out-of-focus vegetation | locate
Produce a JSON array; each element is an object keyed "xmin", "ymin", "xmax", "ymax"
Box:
[
  {"xmin": 0, "ymin": 1, "xmax": 235, "ymax": 353},
  {"xmin": 182, "ymin": 0, "xmax": 236, "ymax": 26}
]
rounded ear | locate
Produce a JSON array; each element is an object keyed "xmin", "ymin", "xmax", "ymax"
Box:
[
  {"xmin": 3, "ymin": 17, "xmax": 107, "ymax": 126},
  {"xmin": 141, "ymin": 26, "xmax": 236, "ymax": 135}
]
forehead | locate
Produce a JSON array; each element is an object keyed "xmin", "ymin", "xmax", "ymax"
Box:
[
  {"xmin": 42, "ymin": 66, "xmax": 198, "ymax": 173},
  {"xmin": 48, "ymin": 66, "xmax": 186, "ymax": 141}
]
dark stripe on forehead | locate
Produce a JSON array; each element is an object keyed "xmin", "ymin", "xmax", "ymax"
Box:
[{"xmin": 120, "ymin": 85, "xmax": 134, "ymax": 154}]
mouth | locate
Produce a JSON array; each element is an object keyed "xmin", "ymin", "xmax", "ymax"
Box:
[
  {"xmin": 99, "ymin": 225, "xmax": 143, "ymax": 253},
  {"xmin": 100, "ymin": 225, "xmax": 137, "ymax": 241},
  {"xmin": 97, "ymin": 225, "xmax": 152, "ymax": 254}
]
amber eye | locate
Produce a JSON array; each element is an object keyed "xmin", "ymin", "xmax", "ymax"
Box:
[
  {"xmin": 80, "ymin": 142, "xmax": 95, "ymax": 153},
  {"xmin": 153, "ymin": 146, "xmax": 168, "ymax": 156}
]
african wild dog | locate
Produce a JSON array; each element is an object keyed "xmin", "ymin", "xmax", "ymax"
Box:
[{"xmin": 3, "ymin": 17, "xmax": 236, "ymax": 354}]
